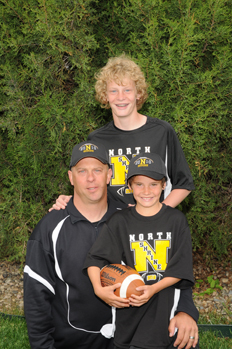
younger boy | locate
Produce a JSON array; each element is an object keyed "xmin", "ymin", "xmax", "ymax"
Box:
[{"xmin": 84, "ymin": 152, "xmax": 198, "ymax": 349}]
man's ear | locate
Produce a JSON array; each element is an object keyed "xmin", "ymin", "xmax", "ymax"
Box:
[
  {"xmin": 68, "ymin": 170, "xmax": 74, "ymax": 186},
  {"xmin": 107, "ymin": 168, "xmax": 113, "ymax": 184}
]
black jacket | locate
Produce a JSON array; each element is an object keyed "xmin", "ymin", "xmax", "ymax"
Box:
[{"xmin": 24, "ymin": 197, "xmax": 126, "ymax": 349}]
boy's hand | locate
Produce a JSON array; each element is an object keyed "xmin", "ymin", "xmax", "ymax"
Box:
[
  {"xmin": 95, "ymin": 283, "xmax": 130, "ymax": 308},
  {"xmin": 128, "ymin": 285, "xmax": 155, "ymax": 306},
  {"xmin": 48, "ymin": 195, "xmax": 72, "ymax": 212},
  {"xmin": 129, "ymin": 276, "xmax": 180, "ymax": 307}
]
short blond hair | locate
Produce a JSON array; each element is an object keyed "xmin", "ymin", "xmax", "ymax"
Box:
[{"xmin": 95, "ymin": 55, "xmax": 148, "ymax": 110}]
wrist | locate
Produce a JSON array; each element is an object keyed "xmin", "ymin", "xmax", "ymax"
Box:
[
  {"xmin": 151, "ymin": 283, "xmax": 158, "ymax": 295},
  {"xmin": 94, "ymin": 284, "xmax": 103, "ymax": 295}
]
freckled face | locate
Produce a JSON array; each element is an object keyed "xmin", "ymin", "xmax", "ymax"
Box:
[
  {"xmin": 129, "ymin": 175, "xmax": 166, "ymax": 216},
  {"xmin": 68, "ymin": 158, "xmax": 112, "ymax": 205},
  {"xmin": 106, "ymin": 77, "xmax": 140, "ymax": 119}
]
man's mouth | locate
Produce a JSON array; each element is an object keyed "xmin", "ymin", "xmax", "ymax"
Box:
[{"xmin": 87, "ymin": 187, "xmax": 97, "ymax": 191}]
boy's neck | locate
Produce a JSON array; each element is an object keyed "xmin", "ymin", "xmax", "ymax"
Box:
[
  {"xmin": 135, "ymin": 202, "xmax": 163, "ymax": 217},
  {"xmin": 113, "ymin": 113, "xmax": 147, "ymax": 131}
]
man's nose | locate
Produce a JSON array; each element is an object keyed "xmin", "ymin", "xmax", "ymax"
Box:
[{"xmin": 86, "ymin": 171, "xmax": 94, "ymax": 181}]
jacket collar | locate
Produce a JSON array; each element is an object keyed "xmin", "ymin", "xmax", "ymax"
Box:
[{"xmin": 67, "ymin": 196, "xmax": 126, "ymax": 225}]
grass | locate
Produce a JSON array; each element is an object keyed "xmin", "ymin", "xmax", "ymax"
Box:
[
  {"xmin": 0, "ymin": 312, "xmax": 232, "ymax": 349},
  {"xmin": 198, "ymin": 330, "xmax": 232, "ymax": 348},
  {"xmin": 198, "ymin": 311, "xmax": 232, "ymax": 348},
  {"xmin": 0, "ymin": 315, "xmax": 30, "ymax": 349},
  {"xmin": 199, "ymin": 309, "xmax": 232, "ymax": 325}
]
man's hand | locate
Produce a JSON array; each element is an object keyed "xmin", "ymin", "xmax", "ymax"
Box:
[
  {"xmin": 169, "ymin": 312, "xmax": 198, "ymax": 349},
  {"xmin": 48, "ymin": 195, "xmax": 72, "ymax": 212}
]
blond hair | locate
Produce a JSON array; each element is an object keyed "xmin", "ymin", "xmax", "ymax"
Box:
[{"xmin": 95, "ymin": 55, "xmax": 148, "ymax": 110}]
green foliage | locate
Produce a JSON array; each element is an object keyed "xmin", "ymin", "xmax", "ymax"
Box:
[
  {"xmin": 0, "ymin": 0, "xmax": 232, "ymax": 262},
  {"xmin": 93, "ymin": 0, "xmax": 232, "ymax": 257},
  {"xmin": 0, "ymin": 0, "xmax": 101, "ymax": 261},
  {"xmin": 194, "ymin": 275, "xmax": 223, "ymax": 296}
]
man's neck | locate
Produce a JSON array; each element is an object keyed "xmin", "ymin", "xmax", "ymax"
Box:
[
  {"xmin": 73, "ymin": 197, "xmax": 108, "ymax": 223},
  {"xmin": 113, "ymin": 113, "xmax": 147, "ymax": 131}
]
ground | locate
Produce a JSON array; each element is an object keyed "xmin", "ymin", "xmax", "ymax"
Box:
[
  {"xmin": 192, "ymin": 249, "xmax": 232, "ymax": 322},
  {"xmin": 0, "ymin": 249, "xmax": 232, "ymax": 319}
]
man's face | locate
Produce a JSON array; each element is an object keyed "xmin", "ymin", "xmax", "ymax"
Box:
[
  {"xmin": 106, "ymin": 77, "xmax": 140, "ymax": 120},
  {"xmin": 68, "ymin": 157, "xmax": 112, "ymax": 206}
]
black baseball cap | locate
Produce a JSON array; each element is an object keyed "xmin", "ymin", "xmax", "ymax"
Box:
[
  {"xmin": 69, "ymin": 141, "xmax": 110, "ymax": 169},
  {"xmin": 127, "ymin": 153, "xmax": 167, "ymax": 182}
]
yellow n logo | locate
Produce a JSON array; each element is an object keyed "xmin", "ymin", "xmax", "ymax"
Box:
[
  {"xmin": 131, "ymin": 240, "xmax": 170, "ymax": 273},
  {"xmin": 86, "ymin": 145, "xmax": 91, "ymax": 151},
  {"xmin": 140, "ymin": 159, "xmax": 146, "ymax": 165}
]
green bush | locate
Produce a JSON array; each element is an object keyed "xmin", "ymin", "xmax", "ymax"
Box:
[
  {"xmin": 0, "ymin": 0, "xmax": 100, "ymax": 261},
  {"xmin": 0, "ymin": 0, "xmax": 231, "ymax": 262}
]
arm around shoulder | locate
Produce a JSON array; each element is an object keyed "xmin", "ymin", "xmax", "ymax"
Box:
[
  {"xmin": 162, "ymin": 189, "xmax": 191, "ymax": 208},
  {"xmin": 48, "ymin": 195, "xmax": 72, "ymax": 212}
]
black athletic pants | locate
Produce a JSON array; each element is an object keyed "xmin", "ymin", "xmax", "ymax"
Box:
[{"xmin": 114, "ymin": 332, "xmax": 199, "ymax": 349}]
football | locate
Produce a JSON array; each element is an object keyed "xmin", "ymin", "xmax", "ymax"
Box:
[{"xmin": 100, "ymin": 264, "xmax": 145, "ymax": 298}]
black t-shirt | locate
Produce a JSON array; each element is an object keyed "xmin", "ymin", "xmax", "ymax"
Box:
[
  {"xmin": 84, "ymin": 204, "xmax": 194, "ymax": 348},
  {"xmin": 88, "ymin": 116, "xmax": 195, "ymax": 204}
]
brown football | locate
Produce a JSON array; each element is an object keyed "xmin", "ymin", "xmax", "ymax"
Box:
[{"xmin": 100, "ymin": 264, "xmax": 145, "ymax": 298}]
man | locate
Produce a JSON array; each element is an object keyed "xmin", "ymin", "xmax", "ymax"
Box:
[
  {"xmin": 24, "ymin": 141, "xmax": 126, "ymax": 349},
  {"xmin": 51, "ymin": 55, "xmax": 199, "ymax": 348}
]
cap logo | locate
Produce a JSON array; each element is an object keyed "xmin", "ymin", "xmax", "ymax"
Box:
[
  {"xmin": 79, "ymin": 143, "xmax": 98, "ymax": 153},
  {"xmin": 134, "ymin": 157, "xmax": 154, "ymax": 168}
]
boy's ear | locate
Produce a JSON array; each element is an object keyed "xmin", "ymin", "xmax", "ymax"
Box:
[{"xmin": 162, "ymin": 182, "xmax": 166, "ymax": 190}]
